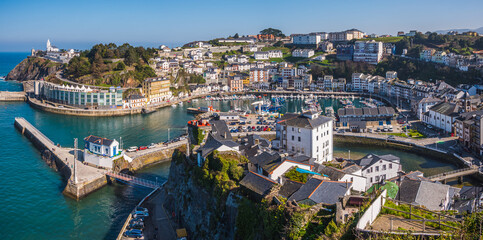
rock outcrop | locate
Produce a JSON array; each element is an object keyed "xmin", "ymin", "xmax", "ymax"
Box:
[
  {"xmin": 164, "ymin": 154, "xmax": 239, "ymax": 240},
  {"xmin": 6, "ymin": 57, "xmax": 63, "ymax": 81}
]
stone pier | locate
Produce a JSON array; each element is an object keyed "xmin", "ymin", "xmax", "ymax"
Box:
[
  {"xmin": 0, "ymin": 91, "xmax": 26, "ymax": 101},
  {"xmin": 14, "ymin": 117, "xmax": 107, "ymax": 199}
]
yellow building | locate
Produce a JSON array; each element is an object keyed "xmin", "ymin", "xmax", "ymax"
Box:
[{"xmin": 142, "ymin": 77, "xmax": 172, "ymax": 104}]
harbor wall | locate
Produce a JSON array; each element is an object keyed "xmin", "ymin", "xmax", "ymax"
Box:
[
  {"xmin": 0, "ymin": 91, "xmax": 26, "ymax": 101},
  {"xmin": 334, "ymin": 135, "xmax": 465, "ymax": 167},
  {"xmin": 14, "ymin": 118, "xmax": 107, "ymax": 200}
]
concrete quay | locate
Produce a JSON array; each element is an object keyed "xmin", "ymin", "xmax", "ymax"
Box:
[
  {"xmin": 0, "ymin": 91, "xmax": 26, "ymax": 101},
  {"xmin": 14, "ymin": 117, "xmax": 188, "ymax": 199},
  {"xmin": 14, "ymin": 117, "xmax": 107, "ymax": 199}
]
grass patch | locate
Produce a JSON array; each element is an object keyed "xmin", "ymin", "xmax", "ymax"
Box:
[
  {"xmin": 364, "ymin": 36, "xmax": 403, "ymax": 43},
  {"xmin": 380, "ymin": 129, "xmax": 425, "ymax": 138},
  {"xmin": 284, "ymin": 167, "xmax": 309, "ymax": 183}
]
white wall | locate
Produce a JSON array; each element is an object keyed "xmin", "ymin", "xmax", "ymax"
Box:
[
  {"xmin": 269, "ymin": 161, "xmax": 312, "ymax": 181},
  {"xmin": 356, "ymin": 190, "xmax": 387, "ymax": 230},
  {"xmin": 362, "ymin": 160, "xmax": 400, "ymax": 189},
  {"xmin": 340, "ymin": 173, "xmax": 367, "ymax": 192}
]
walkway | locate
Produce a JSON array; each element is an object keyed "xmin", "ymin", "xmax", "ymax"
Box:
[
  {"xmin": 427, "ymin": 167, "xmax": 479, "ymax": 181},
  {"xmin": 106, "ymin": 171, "xmax": 162, "ymax": 189},
  {"xmin": 15, "ymin": 117, "xmax": 106, "ymax": 183},
  {"xmin": 125, "ymin": 139, "xmax": 188, "ymax": 159}
]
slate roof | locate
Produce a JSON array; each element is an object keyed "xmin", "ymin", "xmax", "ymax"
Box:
[
  {"xmin": 429, "ymin": 102, "xmax": 459, "ymax": 116},
  {"xmin": 396, "ymin": 178, "xmax": 450, "ymax": 211},
  {"xmin": 209, "ymin": 120, "xmax": 232, "ymax": 140},
  {"xmin": 278, "ymin": 179, "xmax": 304, "ymax": 199},
  {"xmin": 84, "ymin": 135, "xmax": 114, "ymax": 146},
  {"xmin": 277, "ymin": 113, "xmax": 332, "ymax": 129},
  {"xmin": 198, "ymin": 134, "xmax": 239, "ymax": 158},
  {"xmin": 240, "ymin": 171, "xmax": 277, "ymax": 197},
  {"xmin": 337, "ymin": 107, "xmax": 395, "ymax": 117},
  {"xmin": 354, "ymin": 153, "xmax": 400, "ymax": 170},
  {"xmin": 289, "ymin": 178, "xmax": 351, "ymax": 205},
  {"xmin": 248, "ymin": 151, "xmax": 281, "ymax": 167}
]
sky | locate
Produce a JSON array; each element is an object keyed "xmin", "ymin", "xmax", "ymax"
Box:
[{"xmin": 0, "ymin": 0, "xmax": 482, "ymax": 52}]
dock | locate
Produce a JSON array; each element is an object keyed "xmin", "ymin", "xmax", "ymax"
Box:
[
  {"xmin": 0, "ymin": 91, "xmax": 26, "ymax": 101},
  {"xmin": 14, "ymin": 117, "xmax": 189, "ymax": 199},
  {"xmin": 14, "ymin": 117, "xmax": 108, "ymax": 199}
]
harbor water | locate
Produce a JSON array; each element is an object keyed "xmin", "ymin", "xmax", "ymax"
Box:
[{"xmin": 0, "ymin": 52, "xmax": 463, "ymax": 240}]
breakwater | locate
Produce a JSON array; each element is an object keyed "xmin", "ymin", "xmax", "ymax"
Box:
[{"xmin": 0, "ymin": 91, "xmax": 26, "ymax": 101}]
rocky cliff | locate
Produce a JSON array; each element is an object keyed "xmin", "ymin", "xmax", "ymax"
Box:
[
  {"xmin": 6, "ymin": 57, "xmax": 63, "ymax": 81},
  {"xmin": 163, "ymin": 151, "xmax": 239, "ymax": 240}
]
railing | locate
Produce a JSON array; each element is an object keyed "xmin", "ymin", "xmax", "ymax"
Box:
[
  {"xmin": 106, "ymin": 171, "xmax": 162, "ymax": 189},
  {"xmin": 427, "ymin": 167, "xmax": 478, "ymax": 180}
]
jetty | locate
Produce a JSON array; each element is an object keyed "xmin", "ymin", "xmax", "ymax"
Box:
[
  {"xmin": 14, "ymin": 117, "xmax": 188, "ymax": 199},
  {"xmin": 0, "ymin": 91, "xmax": 26, "ymax": 101}
]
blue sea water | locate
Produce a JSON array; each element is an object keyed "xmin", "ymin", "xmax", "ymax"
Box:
[{"xmin": 0, "ymin": 52, "xmax": 463, "ymax": 239}]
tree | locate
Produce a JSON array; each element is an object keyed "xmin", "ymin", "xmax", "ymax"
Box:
[
  {"xmin": 115, "ymin": 61, "xmax": 126, "ymax": 71},
  {"xmin": 234, "ymin": 33, "xmax": 239, "ymax": 39},
  {"xmin": 260, "ymin": 28, "xmax": 285, "ymax": 37},
  {"xmin": 124, "ymin": 49, "xmax": 138, "ymax": 66}
]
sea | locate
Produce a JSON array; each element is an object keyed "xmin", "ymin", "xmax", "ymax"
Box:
[{"xmin": 0, "ymin": 52, "xmax": 465, "ymax": 239}]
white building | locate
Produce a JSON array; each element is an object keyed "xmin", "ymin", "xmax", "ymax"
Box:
[
  {"xmin": 268, "ymin": 50, "xmax": 283, "ymax": 58},
  {"xmin": 292, "ymin": 49, "xmax": 315, "ymax": 58},
  {"xmin": 46, "ymin": 39, "xmax": 59, "ymax": 52},
  {"xmin": 354, "ymin": 154, "xmax": 401, "ymax": 189},
  {"xmin": 353, "ymin": 40, "xmax": 383, "ymax": 64},
  {"xmin": 273, "ymin": 111, "xmax": 333, "ymax": 164},
  {"xmin": 291, "ymin": 33, "xmax": 323, "ymax": 45},
  {"xmin": 83, "ymin": 135, "xmax": 131, "ymax": 169},
  {"xmin": 254, "ymin": 51, "xmax": 269, "ymax": 60},
  {"xmin": 422, "ymin": 102, "xmax": 459, "ymax": 132},
  {"xmin": 416, "ymin": 97, "xmax": 442, "ymax": 120}
]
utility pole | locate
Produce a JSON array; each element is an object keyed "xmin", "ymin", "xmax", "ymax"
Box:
[{"xmin": 74, "ymin": 138, "xmax": 78, "ymax": 184}]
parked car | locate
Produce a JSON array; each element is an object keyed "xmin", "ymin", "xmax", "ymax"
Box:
[
  {"xmin": 127, "ymin": 146, "xmax": 138, "ymax": 152},
  {"xmin": 123, "ymin": 229, "xmax": 143, "ymax": 238},
  {"xmin": 128, "ymin": 222, "xmax": 144, "ymax": 230},
  {"xmin": 387, "ymin": 135, "xmax": 395, "ymax": 140},
  {"xmin": 148, "ymin": 143, "xmax": 156, "ymax": 149},
  {"xmin": 138, "ymin": 146, "xmax": 148, "ymax": 151},
  {"xmin": 132, "ymin": 211, "xmax": 149, "ymax": 218},
  {"xmin": 135, "ymin": 207, "xmax": 148, "ymax": 213}
]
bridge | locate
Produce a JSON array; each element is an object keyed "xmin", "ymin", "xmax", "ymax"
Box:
[
  {"xmin": 427, "ymin": 167, "xmax": 479, "ymax": 183},
  {"xmin": 106, "ymin": 171, "xmax": 163, "ymax": 189}
]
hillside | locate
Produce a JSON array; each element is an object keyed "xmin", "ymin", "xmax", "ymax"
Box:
[{"xmin": 6, "ymin": 57, "xmax": 63, "ymax": 81}]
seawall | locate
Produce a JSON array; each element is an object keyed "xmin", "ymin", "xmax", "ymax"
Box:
[
  {"xmin": 0, "ymin": 91, "xmax": 26, "ymax": 101},
  {"xmin": 334, "ymin": 134, "xmax": 466, "ymax": 167}
]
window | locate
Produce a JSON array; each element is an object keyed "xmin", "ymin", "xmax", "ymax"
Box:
[
  {"xmin": 375, "ymin": 166, "xmax": 379, "ymax": 172},
  {"xmin": 382, "ymin": 165, "xmax": 386, "ymax": 170},
  {"xmin": 375, "ymin": 176, "xmax": 379, "ymax": 182},
  {"xmin": 316, "ymin": 136, "xmax": 319, "ymax": 141},
  {"xmin": 292, "ymin": 127, "xmax": 294, "ymax": 132},
  {"xmin": 292, "ymin": 146, "xmax": 295, "ymax": 151},
  {"xmin": 389, "ymin": 164, "xmax": 392, "ymax": 169},
  {"xmin": 370, "ymin": 177, "xmax": 373, "ymax": 183},
  {"xmin": 317, "ymin": 146, "xmax": 319, "ymax": 152},
  {"xmin": 292, "ymin": 136, "xmax": 294, "ymax": 141},
  {"xmin": 350, "ymin": 177, "xmax": 353, "ymax": 182},
  {"xmin": 298, "ymin": 136, "xmax": 301, "ymax": 142}
]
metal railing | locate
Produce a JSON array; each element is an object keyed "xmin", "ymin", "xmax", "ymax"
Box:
[
  {"xmin": 106, "ymin": 171, "xmax": 162, "ymax": 189},
  {"xmin": 427, "ymin": 167, "xmax": 478, "ymax": 180}
]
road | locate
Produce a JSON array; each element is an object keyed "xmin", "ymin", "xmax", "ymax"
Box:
[{"xmin": 125, "ymin": 139, "xmax": 188, "ymax": 159}]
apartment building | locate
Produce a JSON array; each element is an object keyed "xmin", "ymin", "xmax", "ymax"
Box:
[{"xmin": 353, "ymin": 40, "xmax": 383, "ymax": 64}]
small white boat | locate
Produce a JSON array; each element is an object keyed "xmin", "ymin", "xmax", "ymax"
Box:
[{"xmin": 171, "ymin": 104, "xmax": 177, "ymax": 107}]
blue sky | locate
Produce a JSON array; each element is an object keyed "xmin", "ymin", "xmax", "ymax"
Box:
[{"xmin": 0, "ymin": 0, "xmax": 482, "ymax": 52}]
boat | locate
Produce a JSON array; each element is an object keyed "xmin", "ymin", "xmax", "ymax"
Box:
[
  {"xmin": 0, "ymin": 76, "xmax": 5, "ymax": 80},
  {"xmin": 171, "ymin": 104, "xmax": 177, "ymax": 107},
  {"xmin": 187, "ymin": 106, "xmax": 218, "ymax": 114},
  {"xmin": 141, "ymin": 108, "xmax": 155, "ymax": 114}
]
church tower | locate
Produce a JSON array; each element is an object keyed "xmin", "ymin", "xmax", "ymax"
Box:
[{"xmin": 47, "ymin": 39, "xmax": 51, "ymax": 52}]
